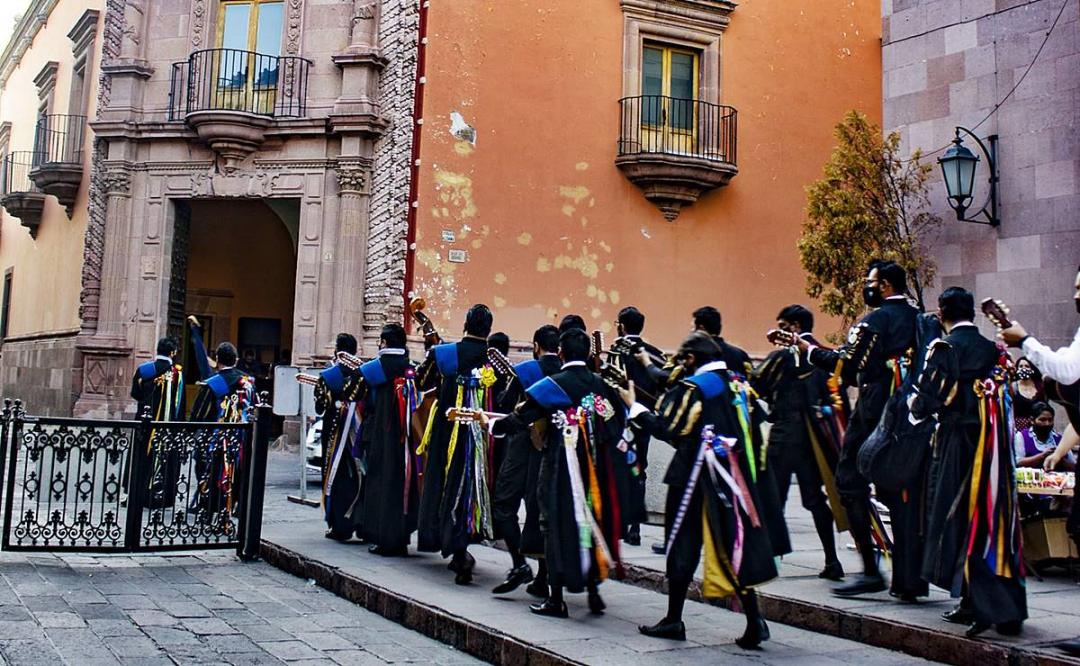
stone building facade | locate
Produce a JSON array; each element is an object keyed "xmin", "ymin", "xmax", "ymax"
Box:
[
  {"xmin": 882, "ymin": 0, "xmax": 1080, "ymax": 346},
  {"xmin": 0, "ymin": 0, "xmax": 421, "ymax": 416}
]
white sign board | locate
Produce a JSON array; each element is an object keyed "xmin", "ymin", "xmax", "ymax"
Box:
[{"xmin": 273, "ymin": 365, "xmax": 300, "ymax": 416}]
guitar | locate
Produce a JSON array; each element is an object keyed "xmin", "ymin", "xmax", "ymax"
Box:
[
  {"xmin": 445, "ymin": 407, "xmax": 506, "ymax": 423},
  {"xmin": 599, "ymin": 359, "xmax": 657, "ymax": 403},
  {"xmin": 981, "ymin": 298, "xmax": 1078, "ymax": 412},
  {"xmin": 980, "ymin": 298, "xmax": 1012, "ymax": 330},
  {"xmin": 486, "ymin": 347, "xmax": 516, "ymax": 380},
  {"xmin": 409, "ymin": 297, "xmax": 443, "ymax": 349}
]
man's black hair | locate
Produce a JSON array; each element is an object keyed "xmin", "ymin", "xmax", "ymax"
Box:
[
  {"xmin": 678, "ymin": 331, "xmax": 719, "ymax": 364},
  {"xmin": 464, "ymin": 304, "xmax": 494, "ymax": 338},
  {"xmin": 559, "ymin": 328, "xmax": 591, "ymax": 362},
  {"xmin": 777, "ymin": 304, "xmax": 814, "ymax": 333},
  {"xmin": 938, "ymin": 286, "xmax": 975, "ymax": 324},
  {"xmin": 335, "ymin": 333, "xmax": 358, "ymax": 355},
  {"xmin": 157, "ymin": 337, "xmax": 179, "ymax": 357},
  {"xmin": 869, "ymin": 259, "xmax": 908, "ymax": 294},
  {"xmin": 533, "ymin": 325, "xmax": 560, "ymax": 353},
  {"xmin": 559, "ymin": 314, "xmax": 587, "ymax": 334},
  {"xmin": 617, "ymin": 306, "xmax": 645, "ymax": 335},
  {"xmin": 488, "ymin": 332, "xmax": 510, "ymax": 356},
  {"xmin": 380, "ymin": 323, "xmax": 407, "ymax": 349},
  {"xmin": 692, "ymin": 306, "xmax": 722, "ymax": 336},
  {"xmin": 216, "ymin": 342, "xmax": 238, "ymax": 368}
]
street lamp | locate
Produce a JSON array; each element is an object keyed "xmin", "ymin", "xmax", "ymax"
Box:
[{"xmin": 938, "ymin": 127, "xmax": 999, "ymax": 226}]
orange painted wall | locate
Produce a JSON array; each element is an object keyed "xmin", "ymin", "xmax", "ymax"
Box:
[{"xmin": 412, "ymin": 0, "xmax": 881, "ymax": 355}]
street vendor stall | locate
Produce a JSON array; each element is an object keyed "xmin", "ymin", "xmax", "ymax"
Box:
[{"xmin": 1016, "ymin": 469, "xmax": 1076, "ymax": 565}]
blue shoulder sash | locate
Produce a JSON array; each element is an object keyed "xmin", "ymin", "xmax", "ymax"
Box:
[
  {"xmin": 359, "ymin": 358, "xmax": 389, "ymax": 387},
  {"xmin": 433, "ymin": 343, "xmax": 459, "ymax": 377},
  {"xmin": 514, "ymin": 359, "xmax": 544, "ymax": 389},
  {"xmin": 320, "ymin": 364, "xmax": 347, "ymax": 394},
  {"xmin": 137, "ymin": 361, "xmax": 160, "ymax": 380},
  {"xmin": 206, "ymin": 374, "xmax": 230, "ymax": 399},
  {"xmin": 686, "ymin": 372, "xmax": 727, "ymax": 400},
  {"xmin": 526, "ymin": 377, "xmax": 574, "ymax": 410}
]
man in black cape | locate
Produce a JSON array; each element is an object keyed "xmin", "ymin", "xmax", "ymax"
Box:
[
  {"xmin": 609, "ymin": 306, "xmax": 665, "ymax": 546},
  {"xmin": 416, "ymin": 304, "xmax": 496, "ymax": 584},
  {"xmin": 314, "ymin": 333, "xmax": 366, "ymax": 541},
  {"xmin": 129, "ymin": 336, "xmax": 185, "ymax": 507},
  {"xmin": 489, "ymin": 328, "xmax": 625, "ymax": 617},
  {"xmin": 490, "ymin": 324, "xmax": 562, "ymax": 597},
  {"xmin": 358, "ymin": 323, "xmax": 418, "ymax": 556},
  {"xmin": 796, "ymin": 260, "xmax": 919, "ymax": 597},
  {"xmin": 753, "ymin": 304, "xmax": 845, "ymax": 581},
  {"xmin": 912, "ymin": 287, "xmax": 1026, "ymax": 637},
  {"xmin": 622, "ymin": 332, "xmax": 778, "ymax": 649}
]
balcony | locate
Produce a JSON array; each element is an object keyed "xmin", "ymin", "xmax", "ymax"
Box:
[
  {"xmin": 30, "ymin": 114, "xmax": 86, "ymax": 214},
  {"xmin": 616, "ymin": 95, "xmax": 738, "ymax": 221},
  {"xmin": 1, "ymin": 151, "xmax": 48, "ymax": 238},
  {"xmin": 169, "ymin": 48, "xmax": 313, "ymax": 171}
]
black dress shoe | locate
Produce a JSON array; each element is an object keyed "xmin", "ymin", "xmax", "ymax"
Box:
[
  {"xmin": 941, "ymin": 605, "xmax": 975, "ymax": 625},
  {"xmin": 529, "ymin": 599, "xmax": 569, "ymax": 618},
  {"xmin": 450, "ymin": 553, "xmax": 476, "ymax": 585},
  {"xmin": 324, "ymin": 529, "xmax": 350, "ymax": 542},
  {"xmin": 525, "ymin": 580, "xmax": 549, "ymax": 598},
  {"xmin": 639, "ymin": 619, "xmax": 686, "ymax": 641},
  {"xmin": 651, "ymin": 542, "xmax": 666, "ymax": 555},
  {"xmin": 623, "ymin": 526, "xmax": 641, "ymax": 546},
  {"xmin": 1057, "ymin": 639, "xmax": 1080, "ymax": 656},
  {"xmin": 995, "ymin": 620, "xmax": 1022, "ymax": 636},
  {"xmin": 368, "ymin": 544, "xmax": 407, "ymax": 557},
  {"xmin": 966, "ymin": 621, "xmax": 991, "ymax": 638},
  {"xmin": 735, "ymin": 617, "xmax": 770, "ymax": 650},
  {"xmin": 492, "ymin": 564, "xmax": 534, "ymax": 594},
  {"xmin": 889, "ymin": 591, "xmax": 919, "ymax": 603},
  {"xmin": 832, "ymin": 573, "xmax": 886, "ymax": 597},
  {"xmin": 587, "ymin": 590, "xmax": 606, "ymax": 616},
  {"xmin": 818, "ymin": 561, "xmax": 844, "ymax": 581}
]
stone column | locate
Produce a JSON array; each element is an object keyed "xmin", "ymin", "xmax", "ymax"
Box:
[
  {"xmin": 98, "ymin": 0, "xmax": 153, "ymax": 121},
  {"xmin": 331, "ymin": 161, "xmax": 372, "ymax": 340}
]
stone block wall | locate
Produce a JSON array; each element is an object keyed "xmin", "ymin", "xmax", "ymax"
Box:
[
  {"xmin": 883, "ymin": 0, "xmax": 1080, "ymax": 347},
  {"xmin": 0, "ymin": 334, "xmax": 80, "ymax": 415}
]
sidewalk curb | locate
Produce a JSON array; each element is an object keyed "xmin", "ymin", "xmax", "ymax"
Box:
[
  {"xmin": 259, "ymin": 539, "xmax": 581, "ymax": 666},
  {"xmin": 621, "ymin": 561, "xmax": 1079, "ymax": 666}
]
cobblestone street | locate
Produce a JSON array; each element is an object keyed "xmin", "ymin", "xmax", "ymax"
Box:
[{"xmin": 0, "ymin": 549, "xmax": 480, "ymax": 666}]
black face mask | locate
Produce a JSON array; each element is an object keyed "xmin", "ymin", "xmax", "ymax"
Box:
[
  {"xmin": 1016, "ymin": 368, "xmax": 1035, "ymax": 380},
  {"xmin": 1034, "ymin": 425, "xmax": 1054, "ymax": 441},
  {"xmin": 863, "ymin": 286, "xmax": 884, "ymax": 308}
]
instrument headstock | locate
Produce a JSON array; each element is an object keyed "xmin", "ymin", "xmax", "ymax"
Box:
[
  {"xmin": 610, "ymin": 337, "xmax": 637, "ymax": 357},
  {"xmin": 336, "ymin": 351, "xmax": 363, "ymax": 370},
  {"xmin": 296, "ymin": 373, "xmax": 319, "ymax": 387},
  {"xmin": 409, "ymin": 296, "xmax": 442, "ymax": 347},
  {"xmin": 486, "ymin": 347, "xmax": 515, "ymax": 378},
  {"xmin": 590, "ymin": 330, "xmax": 604, "ymax": 372},
  {"xmin": 766, "ymin": 328, "xmax": 798, "ymax": 348},
  {"xmin": 980, "ymin": 298, "xmax": 1012, "ymax": 330}
]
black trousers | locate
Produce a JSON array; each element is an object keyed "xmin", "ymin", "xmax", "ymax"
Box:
[
  {"xmin": 492, "ymin": 436, "xmax": 543, "ymax": 556},
  {"xmin": 770, "ymin": 439, "xmax": 830, "ymax": 518}
]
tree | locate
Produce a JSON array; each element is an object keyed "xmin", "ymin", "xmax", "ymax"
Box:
[{"xmin": 799, "ymin": 110, "xmax": 941, "ymax": 331}]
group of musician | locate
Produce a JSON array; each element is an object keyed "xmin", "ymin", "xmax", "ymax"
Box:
[{"xmin": 132, "ymin": 261, "xmax": 1080, "ymax": 651}]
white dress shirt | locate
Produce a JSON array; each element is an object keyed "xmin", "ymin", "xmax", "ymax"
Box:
[{"xmin": 1022, "ymin": 325, "xmax": 1080, "ymax": 385}]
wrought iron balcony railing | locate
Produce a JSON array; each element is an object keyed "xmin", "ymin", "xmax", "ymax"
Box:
[
  {"xmin": 1, "ymin": 152, "xmax": 43, "ymax": 196},
  {"xmin": 617, "ymin": 95, "xmax": 737, "ymax": 164},
  {"xmin": 168, "ymin": 48, "xmax": 313, "ymax": 120},
  {"xmin": 32, "ymin": 114, "xmax": 86, "ymax": 167}
]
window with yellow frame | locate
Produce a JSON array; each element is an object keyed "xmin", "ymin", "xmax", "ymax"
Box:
[
  {"xmin": 214, "ymin": 0, "xmax": 284, "ymax": 113},
  {"xmin": 641, "ymin": 44, "xmax": 700, "ymax": 153}
]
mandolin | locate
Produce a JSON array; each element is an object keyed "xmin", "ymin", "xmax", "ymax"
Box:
[
  {"xmin": 409, "ymin": 297, "xmax": 443, "ymax": 349},
  {"xmin": 766, "ymin": 328, "xmax": 799, "ymax": 348},
  {"xmin": 980, "ymin": 298, "xmax": 1012, "ymax": 330}
]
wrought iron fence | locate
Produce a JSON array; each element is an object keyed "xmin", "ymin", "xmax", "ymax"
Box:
[
  {"xmin": 1, "ymin": 152, "xmax": 43, "ymax": 196},
  {"xmin": 32, "ymin": 114, "xmax": 86, "ymax": 167},
  {"xmin": 169, "ymin": 48, "xmax": 312, "ymax": 120},
  {"xmin": 617, "ymin": 95, "xmax": 738, "ymax": 164},
  {"xmin": 0, "ymin": 398, "xmax": 271, "ymax": 557}
]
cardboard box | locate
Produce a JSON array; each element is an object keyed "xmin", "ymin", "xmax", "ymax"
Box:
[{"xmin": 1023, "ymin": 517, "xmax": 1078, "ymax": 562}]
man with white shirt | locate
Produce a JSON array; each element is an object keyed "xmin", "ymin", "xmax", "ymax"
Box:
[{"xmin": 1001, "ymin": 265, "xmax": 1080, "ymax": 386}]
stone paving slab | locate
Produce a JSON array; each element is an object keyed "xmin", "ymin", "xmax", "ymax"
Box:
[
  {"xmin": 0, "ymin": 549, "xmax": 481, "ymax": 666},
  {"xmin": 259, "ymin": 450, "xmax": 1080, "ymax": 666},
  {"xmin": 259, "ymin": 502, "xmax": 940, "ymax": 666}
]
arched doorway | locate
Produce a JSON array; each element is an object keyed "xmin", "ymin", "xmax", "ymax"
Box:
[{"xmin": 170, "ymin": 198, "xmax": 299, "ymax": 408}]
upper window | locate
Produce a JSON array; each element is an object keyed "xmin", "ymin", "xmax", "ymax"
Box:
[
  {"xmin": 218, "ymin": 1, "xmax": 283, "ymax": 55},
  {"xmin": 642, "ymin": 44, "xmax": 699, "ymax": 132}
]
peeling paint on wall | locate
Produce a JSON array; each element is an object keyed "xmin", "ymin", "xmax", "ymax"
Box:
[{"xmin": 449, "ymin": 111, "xmax": 477, "ymax": 145}]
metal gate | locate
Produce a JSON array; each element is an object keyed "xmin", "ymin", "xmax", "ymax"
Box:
[{"xmin": 0, "ymin": 399, "xmax": 270, "ymax": 558}]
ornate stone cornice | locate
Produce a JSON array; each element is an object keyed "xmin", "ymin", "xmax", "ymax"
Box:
[
  {"xmin": 620, "ymin": 0, "xmax": 736, "ymax": 33},
  {"xmin": 0, "ymin": 0, "xmax": 60, "ymax": 88},
  {"xmin": 68, "ymin": 9, "xmax": 101, "ymax": 57}
]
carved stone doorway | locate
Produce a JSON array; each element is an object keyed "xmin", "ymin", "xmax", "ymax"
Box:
[{"xmin": 170, "ymin": 198, "xmax": 300, "ymax": 405}]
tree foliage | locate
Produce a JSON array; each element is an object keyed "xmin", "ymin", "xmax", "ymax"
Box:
[{"xmin": 799, "ymin": 110, "xmax": 941, "ymax": 330}]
